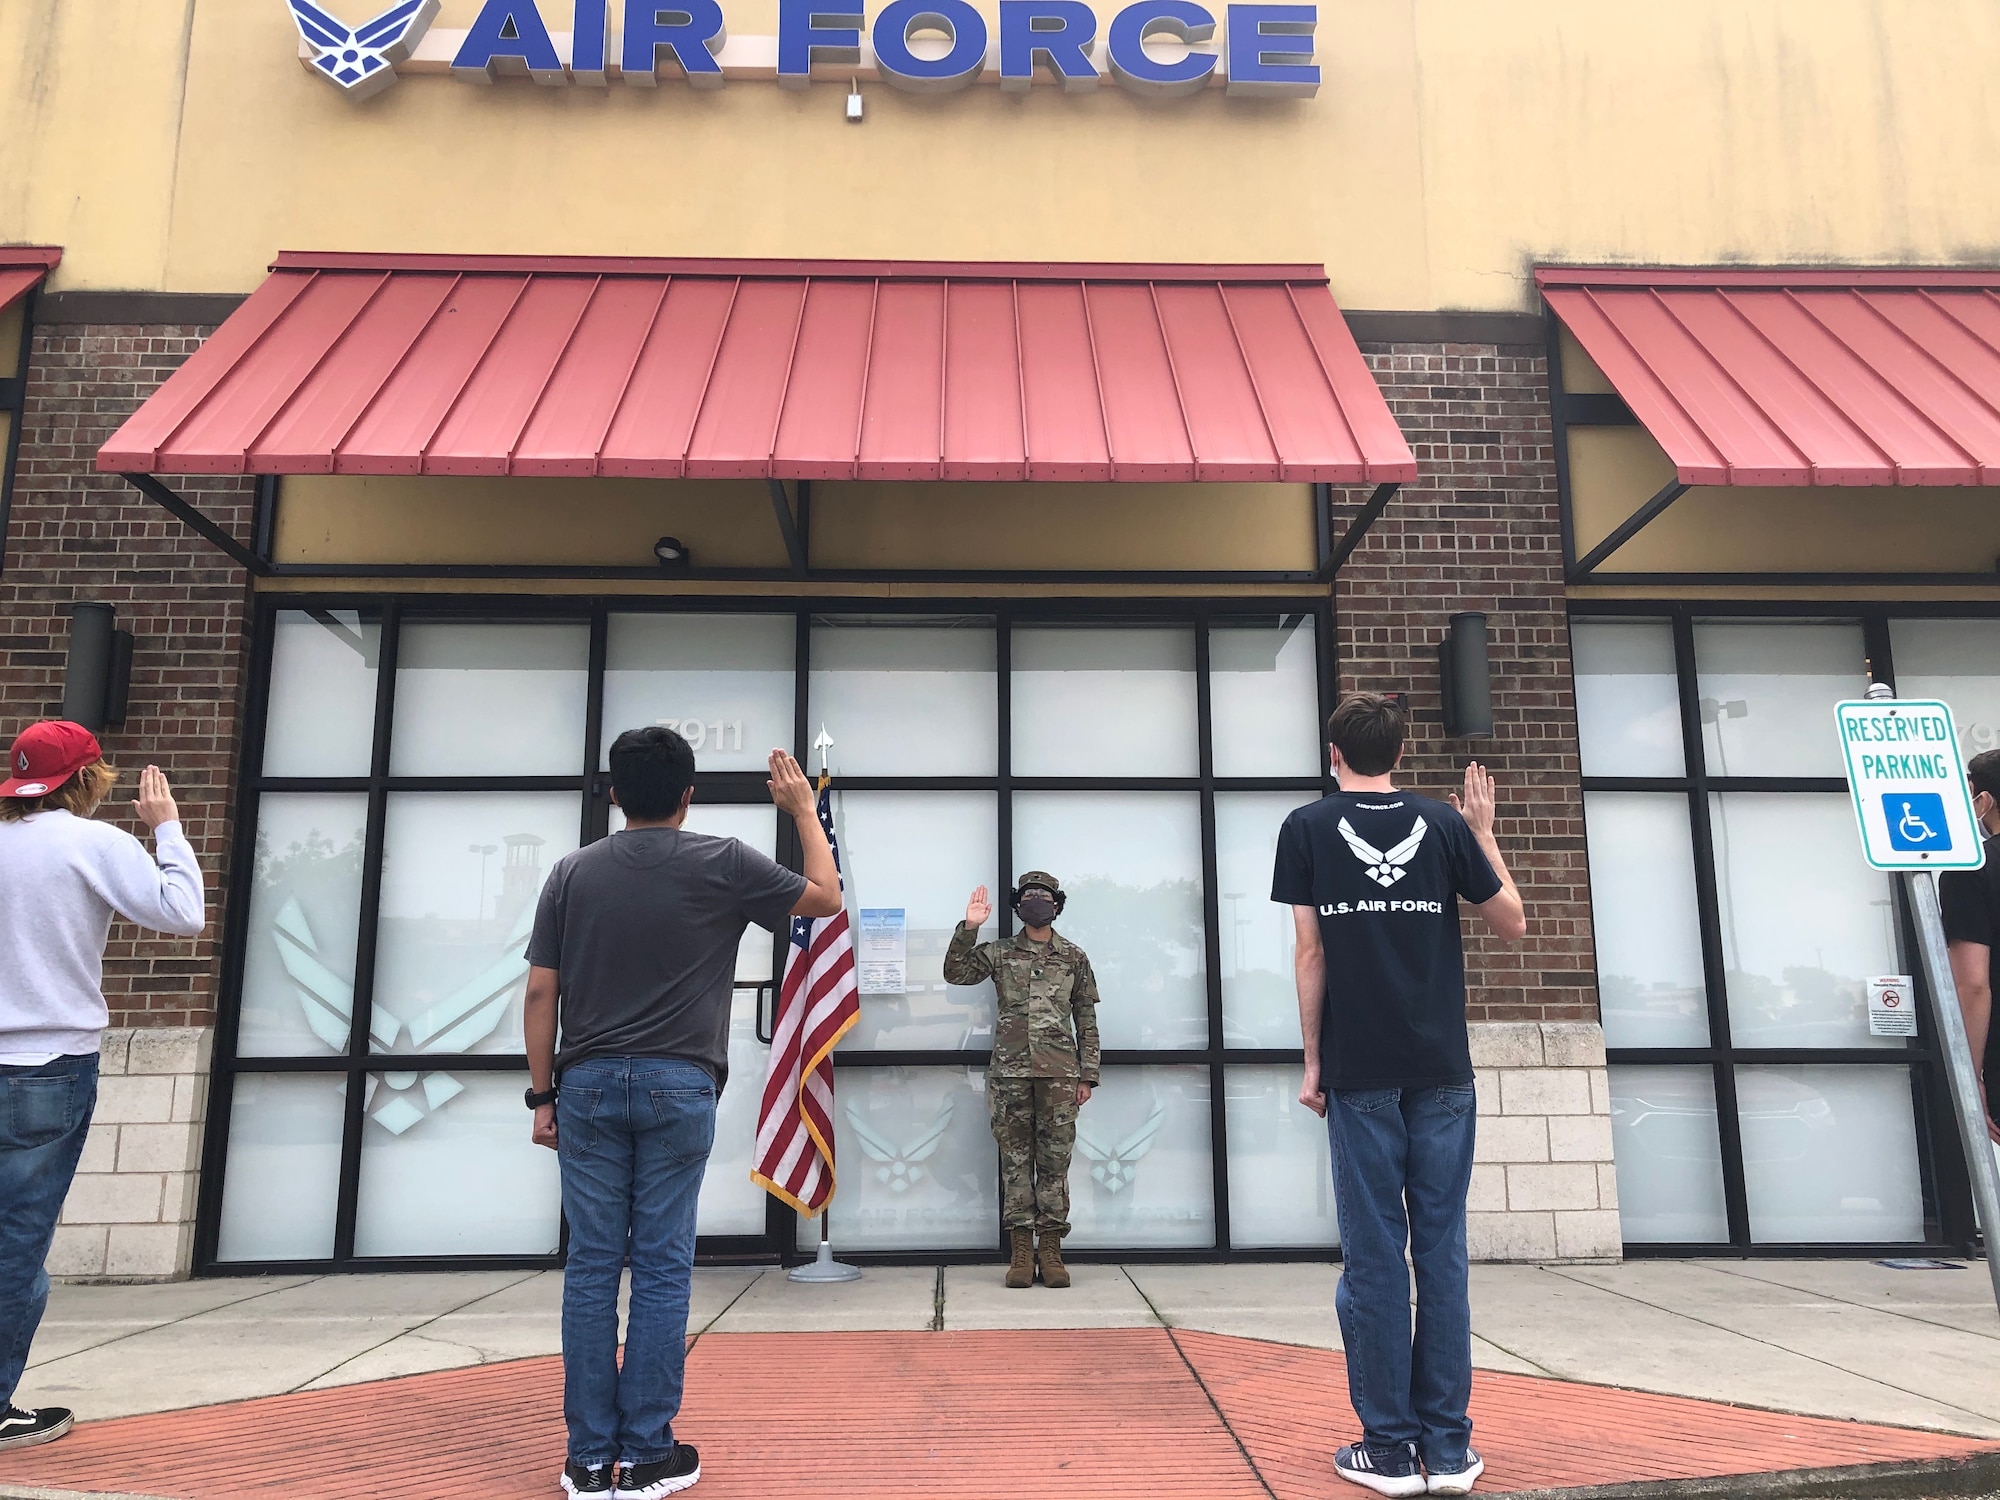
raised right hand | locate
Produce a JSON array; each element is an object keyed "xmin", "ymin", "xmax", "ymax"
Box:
[
  {"xmin": 965, "ymin": 885, "xmax": 992, "ymax": 928},
  {"xmin": 133, "ymin": 765, "xmax": 179, "ymax": 832}
]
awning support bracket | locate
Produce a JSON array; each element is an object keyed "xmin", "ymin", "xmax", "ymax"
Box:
[
  {"xmin": 767, "ymin": 479, "xmax": 809, "ymax": 577},
  {"xmin": 122, "ymin": 472, "xmax": 272, "ymax": 578},
  {"xmin": 1568, "ymin": 478, "xmax": 1689, "ymax": 582},
  {"xmin": 1320, "ymin": 482, "xmax": 1401, "ymax": 580}
]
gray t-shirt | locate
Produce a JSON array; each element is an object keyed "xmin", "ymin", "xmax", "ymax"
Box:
[{"xmin": 527, "ymin": 827, "xmax": 806, "ymax": 1089}]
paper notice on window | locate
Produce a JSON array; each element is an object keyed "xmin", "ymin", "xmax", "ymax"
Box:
[
  {"xmin": 857, "ymin": 908, "xmax": 908, "ymax": 995},
  {"xmin": 1867, "ymin": 975, "xmax": 1919, "ymax": 1038}
]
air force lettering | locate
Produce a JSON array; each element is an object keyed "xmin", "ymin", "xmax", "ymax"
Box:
[{"xmin": 1272, "ymin": 790, "xmax": 1502, "ymax": 1092}]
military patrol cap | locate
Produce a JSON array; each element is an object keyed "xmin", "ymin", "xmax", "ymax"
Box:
[{"xmin": 1014, "ymin": 871, "xmax": 1062, "ymax": 897}]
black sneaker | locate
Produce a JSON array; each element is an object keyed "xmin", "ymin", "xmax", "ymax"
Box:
[
  {"xmin": 614, "ymin": 1444, "xmax": 701, "ymax": 1498},
  {"xmin": 0, "ymin": 1405, "xmax": 74, "ymax": 1451},
  {"xmin": 561, "ymin": 1459, "xmax": 616, "ymax": 1495}
]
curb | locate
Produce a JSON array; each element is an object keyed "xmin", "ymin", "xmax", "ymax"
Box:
[
  {"xmin": 0, "ymin": 1489, "xmax": 180, "ymax": 1500},
  {"xmin": 1500, "ymin": 1451, "xmax": 2000, "ymax": 1500}
]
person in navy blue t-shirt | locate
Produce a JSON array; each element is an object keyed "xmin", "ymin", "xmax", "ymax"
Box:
[{"xmin": 1271, "ymin": 691, "xmax": 1524, "ymax": 1498}]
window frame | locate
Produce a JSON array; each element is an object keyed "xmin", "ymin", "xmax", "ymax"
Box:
[
  {"xmin": 1572, "ymin": 598, "xmax": 1988, "ymax": 1256},
  {"xmin": 196, "ymin": 593, "xmax": 1339, "ymax": 1274}
]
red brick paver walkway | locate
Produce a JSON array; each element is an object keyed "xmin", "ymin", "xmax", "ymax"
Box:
[{"xmin": 1, "ymin": 1328, "xmax": 1990, "ymax": 1499}]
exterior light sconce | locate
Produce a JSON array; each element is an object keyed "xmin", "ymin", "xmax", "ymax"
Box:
[
  {"xmin": 1438, "ymin": 611, "xmax": 1493, "ymax": 739},
  {"xmin": 846, "ymin": 79, "xmax": 864, "ymax": 121},
  {"xmin": 61, "ymin": 602, "xmax": 134, "ymax": 734},
  {"xmin": 653, "ymin": 535, "xmax": 692, "ymax": 571}
]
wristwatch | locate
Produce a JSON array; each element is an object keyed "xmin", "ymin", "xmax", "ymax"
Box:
[{"xmin": 525, "ymin": 1085, "xmax": 559, "ymax": 1109}]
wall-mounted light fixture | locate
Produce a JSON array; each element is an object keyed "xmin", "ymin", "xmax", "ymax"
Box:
[
  {"xmin": 653, "ymin": 535, "xmax": 692, "ymax": 571},
  {"xmin": 1438, "ymin": 611, "xmax": 1494, "ymax": 739},
  {"xmin": 61, "ymin": 602, "xmax": 134, "ymax": 733},
  {"xmin": 846, "ymin": 79, "xmax": 865, "ymax": 121}
]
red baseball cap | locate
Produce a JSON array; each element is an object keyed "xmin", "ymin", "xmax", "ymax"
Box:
[{"xmin": 2, "ymin": 721, "xmax": 103, "ymax": 798}]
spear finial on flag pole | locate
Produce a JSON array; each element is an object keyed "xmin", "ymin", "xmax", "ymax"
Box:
[{"xmin": 813, "ymin": 725, "xmax": 834, "ymax": 783}]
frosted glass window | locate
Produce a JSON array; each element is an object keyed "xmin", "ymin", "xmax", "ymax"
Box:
[
  {"xmin": 354, "ymin": 1071, "xmax": 562, "ymax": 1256},
  {"xmin": 389, "ymin": 621, "xmax": 589, "ymax": 776},
  {"xmin": 808, "ymin": 618, "xmax": 995, "ymax": 776},
  {"xmin": 699, "ymin": 988, "xmax": 772, "ymax": 1237},
  {"xmin": 373, "ymin": 793, "xmax": 581, "ymax": 1056},
  {"xmin": 1694, "ymin": 620, "xmax": 1865, "ymax": 778},
  {"xmin": 215, "ymin": 1073, "xmax": 345, "ymax": 1262},
  {"xmin": 237, "ymin": 794, "xmax": 368, "ymax": 1058},
  {"xmin": 1709, "ymin": 794, "xmax": 1899, "ymax": 1048},
  {"xmin": 805, "ymin": 1067, "xmax": 997, "ymax": 1251},
  {"xmin": 602, "ymin": 613, "xmax": 794, "ymax": 773},
  {"xmin": 1571, "ymin": 618, "xmax": 1684, "ymax": 777},
  {"xmin": 1013, "ymin": 792, "xmax": 1207, "ymax": 1049},
  {"xmin": 1210, "ymin": 616, "xmax": 1321, "ymax": 777},
  {"xmin": 263, "ymin": 610, "xmax": 380, "ymax": 777},
  {"xmin": 614, "ymin": 801, "xmax": 783, "ymax": 984},
  {"xmin": 1067, "ymin": 1066, "xmax": 1214, "ymax": 1249},
  {"xmin": 1888, "ymin": 619, "xmax": 2000, "ymax": 761},
  {"xmin": 1011, "ymin": 626, "xmax": 1198, "ymax": 777},
  {"xmin": 1225, "ymin": 1065, "xmax": 1338, "ymax": 1248},
  {"xmin": 1737, "ymin": 1065, "xmax": 1924, "ymax": 1244},
  {"xmin": 1584, "ymin": 793, "xmax": 1709, "ymax": 1048},
  {"xmin": 832, "ymin": 793, "xmax": 998, "ymax": 1052},
  {"xmin": 1607, "ymin": 1066, "xmax": 1729, "ymax": 1243},
  {"xmin": 1217, "ymin": 791, "xmax": 1317, "ymax": 1048}
]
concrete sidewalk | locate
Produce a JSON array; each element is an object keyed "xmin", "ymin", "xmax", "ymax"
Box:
[{"xmin": 12, "ymin": 1258, "xmax": 1999, "ymax": 1439}]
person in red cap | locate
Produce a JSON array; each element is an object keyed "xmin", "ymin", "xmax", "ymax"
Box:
[{"xmin": 0, "ymin": 722, "xmax": 205, "ymax": 1452}]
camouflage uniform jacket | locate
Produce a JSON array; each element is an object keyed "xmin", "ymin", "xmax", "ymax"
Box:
[{"xmin": 943, "ymin": 924, "xmax": 1101, "ymax": 1083}]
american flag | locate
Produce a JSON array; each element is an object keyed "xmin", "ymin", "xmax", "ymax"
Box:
[{"xmin": 752, "ymin": 778, "xmax": 859, "ymax": 1215}]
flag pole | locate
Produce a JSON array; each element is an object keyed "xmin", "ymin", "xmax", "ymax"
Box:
[{"xmin": 789, "ymin": 727, "xmax": 863, "ymax": 1284}]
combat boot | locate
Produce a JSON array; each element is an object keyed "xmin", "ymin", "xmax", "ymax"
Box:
[
  {"xmin": 1036, "ymin": 1230, "xmax": 1071, "ymax": 1289},
  {"xmin": 1005, "ymin": 1229, "xmax": 1034, "ymax": 1288}
]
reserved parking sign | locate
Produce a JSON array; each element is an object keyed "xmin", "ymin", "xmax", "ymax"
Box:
[{"xmin": 1835, "ymin": 697, "xmax": 1986, "ymax": 871}]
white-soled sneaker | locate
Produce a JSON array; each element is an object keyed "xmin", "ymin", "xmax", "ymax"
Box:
[
  {"xmin": 0, "ymin": 1405, "xmax": 74, "ymax": 1451},
  {"xmin": 1334, "ymin": 1440, "xmax": 1427, "ymax": 1498},
  {"xmin": 614, "ymin": 1443, "xmax": 700, "ymax": 1498},
  {"xmin": 1427, "ymin": 1448, "xmax": 1485, "ymax": 1496}
]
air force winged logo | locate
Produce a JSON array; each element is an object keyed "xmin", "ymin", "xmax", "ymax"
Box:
[
  {"xmin": 1339, "ymin": 815, "xmax": 1428, "ymax": 888},
  {"xmin": 848, "ymin": 1099, "xmax": 955, "ymax": 1193},
  {"xmin": 289, "ymin": 0, "xmax": 439, "ymax": 100}
]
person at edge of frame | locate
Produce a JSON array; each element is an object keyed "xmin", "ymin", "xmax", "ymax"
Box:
[
  {"xmin": 1271, "ymin": 691, "xmax": 1526, "ymax": 1499},
  {"xmin": 943, "ymin": 871, "xmax": 1101, "ymax": 1290},
  {"xmin": 522, "ymin": 728, "xmax": 844, "ymax": 1500},
  {"xmin": 1939, "ymin": 747, "xmax": 2000, "ymax": 1151},
  {"xmin": 0, "ymin": 722, "xmax": 206, "ymax": 1454}
]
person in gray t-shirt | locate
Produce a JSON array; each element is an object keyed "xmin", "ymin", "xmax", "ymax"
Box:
[{"xmin": 522, "ymin": 727, "xmax": 841, "ymax": 1498}]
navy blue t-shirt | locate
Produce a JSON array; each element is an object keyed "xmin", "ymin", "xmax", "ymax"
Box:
[{"xmin": 1270, "ymin": 789, "xmax": 1503, "ymax": 1091}]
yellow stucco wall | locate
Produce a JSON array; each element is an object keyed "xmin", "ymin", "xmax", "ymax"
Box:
[{"xmin": 3, "ymin": 0, "xmax": 1997, "ymax": 309}]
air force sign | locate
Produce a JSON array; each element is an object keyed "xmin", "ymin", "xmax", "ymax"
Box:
[
  {"xmin": 290, "ymin": 0, "xmax": 1318, "ymax": 99},
  {"xmin": 291, "ymin": 0, "xmax": 440, "ymax": 98}
]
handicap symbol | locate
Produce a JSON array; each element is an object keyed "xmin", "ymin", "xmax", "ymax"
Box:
[{"xmin": 1882, "ymin": 791, "xmax": 1952, "ymax": 852}]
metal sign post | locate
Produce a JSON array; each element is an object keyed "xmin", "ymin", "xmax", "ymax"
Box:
[{"xmin": 1838, "ymin": 686, "xmax": 1999, "ymax": 1310}]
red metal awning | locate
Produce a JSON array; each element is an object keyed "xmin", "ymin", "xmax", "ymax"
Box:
[
  {"xmin": 0, "ymin": 247, "xmax": 62, "ymax": 320},
  {"xmin": 99, "ymin": 254, "xmax": 1415, "ymax": 484},
  {"xmin": 1539, "ymin": 267, "xmax": 2000, "ymax": 486}
]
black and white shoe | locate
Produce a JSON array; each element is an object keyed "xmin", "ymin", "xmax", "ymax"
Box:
[
  {"xmin": 560, "ymin": 1458, "xmax": 616, "ymax": 1495},
  {"xmin": 1334, "ymin": 1440, "xmax": 1427, "ymax": 1498},
  {"xmin": 614, "ymin": 1443, "xmax": 701, "ymax": 1498},
  {"xmin": 0, "ymin": 1405, "xmax": 74, "ymax": 1451},
  {"xmin": 1427, "ymin": 1448, "xmax": 1485, "ymax": 1496}
]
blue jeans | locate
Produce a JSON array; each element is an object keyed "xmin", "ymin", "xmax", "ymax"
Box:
[
  {"xmin": 0, "ymin": 1053, "xmax": 99, "ymax": 1410},
  {"xmin": 558, "ymin": 1056, "xmax": 715, "ymax": 1467},
  {"xmin": 1327, "ymin": 1083, "xmax": 1478, "ymax": 1471}
]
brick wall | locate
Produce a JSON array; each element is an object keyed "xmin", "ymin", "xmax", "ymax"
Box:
[
  {"xmin": 2, "ymin": 322, "xmax": 254, "ymax": 1029},
  {"xmin": 1342, "ymin": 340, "xmax": 1596, "ymax": 1026}
]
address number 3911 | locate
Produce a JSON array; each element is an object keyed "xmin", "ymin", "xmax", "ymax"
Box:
[{"xmin": 651, "ymin": 717, "xmax": 744, "ymax": 752}]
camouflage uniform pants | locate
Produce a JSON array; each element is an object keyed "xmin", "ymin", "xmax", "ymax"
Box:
[{"xmin": 988, "ymin": 1077, "xmax": 1078, "ymax": 1236}]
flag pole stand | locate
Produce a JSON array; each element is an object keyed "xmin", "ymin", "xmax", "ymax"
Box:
[{"xmin": 789, "ymin": 1208, "xmax": 862, "ymax": 1283}]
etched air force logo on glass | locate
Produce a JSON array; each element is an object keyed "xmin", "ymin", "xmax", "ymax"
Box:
[{"xmin": 289, "ymin": 0, "xmax": 440, "ymax": 99}]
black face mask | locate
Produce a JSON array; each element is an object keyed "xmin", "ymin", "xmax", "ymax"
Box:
[{"xmin": 1016, "ymin": 895, "xmax": 1058, "ymax": 928}]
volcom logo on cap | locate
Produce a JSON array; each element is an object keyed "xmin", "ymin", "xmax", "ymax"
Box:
[
  {"xmin": 14, "ymin": 750, "xmax": 26, "ymax": 772},
  {"xmin": 1338, "ymin": 816, "xmax": 1428, "ymax": 888}
]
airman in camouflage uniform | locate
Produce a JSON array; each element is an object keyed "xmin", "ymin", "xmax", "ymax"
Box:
[{"xmin": 943, "ymin": 871, "xmax": 1100, "ymax": 1289}]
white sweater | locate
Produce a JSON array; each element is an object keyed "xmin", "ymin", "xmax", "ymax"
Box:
[{"xmin": 0, "ymin": 810, "xmax": 207, "ymax": 1057}]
